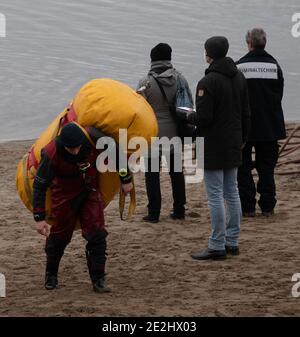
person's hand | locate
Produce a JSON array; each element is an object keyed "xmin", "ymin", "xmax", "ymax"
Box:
[
  {"xmin": 122, "ymin": 182, "xmax": 133, "ymax": 196},
  {"xmin": 36, "ymin": 221, "xmax": 50, "ymax": 237},
  {"xmin": 241, "ymin": 143, "xmax": 246, "ymax": 150},
  {"xmin": 176, "ymin": 107, "xmax": 188, "ymax": 121},
  {"xmin": 176, "ymin": 107, "xmax": 195, "ymax": 121}
]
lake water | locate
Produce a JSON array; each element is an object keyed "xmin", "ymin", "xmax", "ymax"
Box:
[{"xmin": 0, "ymin": 0, "xmax": 299, "ymax": 141}]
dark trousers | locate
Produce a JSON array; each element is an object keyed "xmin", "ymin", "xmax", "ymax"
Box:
[
  {"xmin": 238, "ymin": 141, "xmax": 279, "ymax": 213},
  {"xmin": 144, "ymin": 153, "xmax": 186, "ymax": 218}
]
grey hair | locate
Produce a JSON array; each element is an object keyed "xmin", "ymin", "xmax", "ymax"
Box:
[{"xmin": 246, "ymin": 28, "xmax": 267, "ymax": 49}]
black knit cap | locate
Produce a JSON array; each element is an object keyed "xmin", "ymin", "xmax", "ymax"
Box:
[
  {"xmin": 204, "ymin": 36, "xmax": 229, "ymax": 60},
  {"xmin": 60, "ymin": 123, "xmax": 85, "ymax": 148},
  {"xmin": 150, "ymin": 43, "xmax": 172, "ymax": 62}
]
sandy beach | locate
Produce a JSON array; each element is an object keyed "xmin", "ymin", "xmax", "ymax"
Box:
[{"xmin": 0, "ymin": 125, "xmax": 300, "ymax": 317}]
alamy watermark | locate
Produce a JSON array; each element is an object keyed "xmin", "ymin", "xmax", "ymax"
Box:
[
  {"xmin": 0, "ymin": 273, "xmax": 5, "ymax": 297},
  {"xmin": 0, "ymin": 13, "xmax": 6, "ymax": 38},
  {"xmin": 292, "ymin": 273, "xmax": 300, "ymax": 298},
  {"xmin": 291, "ymin": 13, "xmax": 300, "ymax": 38},
  {"xmin": 94, "ymin": 129, "xmax": 204, "ymax": 183}
]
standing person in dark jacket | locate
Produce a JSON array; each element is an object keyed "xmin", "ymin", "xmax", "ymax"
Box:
[
  {"xmin": 33, "ymin": 123, "xmax": 133, "ymax": 292},
  {"xmin": 236, "ymin": 28, "xmax": 286, "ymax": 217},
  {"xmin": 137, "ymin": 43, "xmax": 193, "ymax": 223},
  {"xmin": 178, "ymin": 37, "xmax": 251, "ymax": 260}
]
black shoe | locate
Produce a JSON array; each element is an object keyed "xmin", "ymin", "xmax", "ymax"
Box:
[
  {"xmin": 243, "ymin": 211, "xmax": 255, "ymax": 218},
  {"xmin": 225, "ymin": 245, "xmax": 240, "ymax": 256},
  {"xmin": 262, "ymin": 210, "xmax": 274, "ymax": 217},
  {"xmin": 191, "ymin": 248, "xmax": 226, "ymax": 261},
  {"xmin": 45, "ymin": 273, "xmax": 58, "ymax": 290},
  {"xmin": 93, "ymin": 277, "xmax": 111, "ymax": 293},
  {"xmin": 142, "ymin": 215, "xmax": 159, "ymax": 223},
  {"xmin": 170, "ymin": 212, "xmax": 185, "ymax": 220}
]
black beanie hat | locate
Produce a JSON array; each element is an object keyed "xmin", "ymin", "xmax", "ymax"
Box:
[
  {"xmin": 60, "ymin": 123, "xmax": 85, "ymax": 148},
  {"xmin": 150, "ymin": 43, "xmax": 172, "ymax": 62},
  {"xmin": 204, "ymin": 36, "xmax": 229, "ymax": 60}
]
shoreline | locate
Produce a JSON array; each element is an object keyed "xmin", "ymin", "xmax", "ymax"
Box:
[{"xmin": 1, "ymin": 121, "xmax": 299, "ymax": 145}]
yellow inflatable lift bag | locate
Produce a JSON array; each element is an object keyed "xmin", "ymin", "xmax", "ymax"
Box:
[{"xmin": 16, "ymin": 78, "xmax": 158, "ymax": 225}]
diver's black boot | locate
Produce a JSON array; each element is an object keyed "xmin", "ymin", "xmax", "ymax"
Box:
[
  {"xmin": 44, "ymin": 235, "xmax": 68, "ymax": 290},
  {"xmin": 85, "ymin": 229, "xmax": 109, "ymax": 293},
  {"xmin": 45, "ymin": 272, "xmax": 58, "ymax": 290},
  {"xmin": 93, "ymin": 276, "xmax": 111, "ymax": 293}
]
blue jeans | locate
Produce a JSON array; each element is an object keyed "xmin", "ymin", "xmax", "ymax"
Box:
[{"xmin": 204, "ymin": 168, "xmax": 242, "ymax": 250}]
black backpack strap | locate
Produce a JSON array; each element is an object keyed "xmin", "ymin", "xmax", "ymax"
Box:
[
  {"xmin": 150, "ymin": 74, "xmax": 169, "ymax": 102},
  {"xmin": 150, "ymin": 74, "xmax": 177, "ymax": 119}
]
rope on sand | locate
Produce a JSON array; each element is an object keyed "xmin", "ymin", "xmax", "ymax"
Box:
[{"xmin": 276, "ymin": 124, "xmax": 300, "ymax": 175}]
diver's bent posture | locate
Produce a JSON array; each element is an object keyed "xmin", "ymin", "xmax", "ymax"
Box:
[{"xmin": 33, "ymin": 123, "xmax": 132, "ymax": 292}]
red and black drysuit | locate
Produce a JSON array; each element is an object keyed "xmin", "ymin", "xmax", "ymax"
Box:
[{"xmin": 32, "ymin": 127, "xmax": 132, "ymax": 283}]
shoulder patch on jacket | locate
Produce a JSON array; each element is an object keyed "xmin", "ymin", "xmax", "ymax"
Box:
[{"xmin": 198, "ymin": 89, "xmax": 204, "ymax": 97}]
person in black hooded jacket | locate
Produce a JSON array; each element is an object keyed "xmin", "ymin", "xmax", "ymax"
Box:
[
  {"xmin": 236, "ymin": 28, "xmax": 286, "ymax": 217},
  {"xmin": 178, "ymin": 36, "xmax": 251, "ymax": 260}
]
